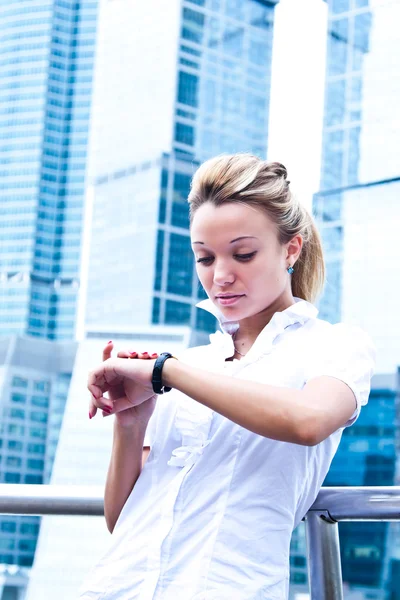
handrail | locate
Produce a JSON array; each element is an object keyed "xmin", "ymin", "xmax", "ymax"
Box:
[
  {"xmin": 1, "ymin": 485, "xmax": 400, "ymax": 599},
  {"xmin": 310, "ymin": 486, "xmax": 400, "ymax": 521},
  {"xmin": 0, "ymin": 484, "xmax": 104, "ymax": 516},
  {"xmin": 1, "ymin": 484, "xmax": 400, "ymax": 519}
]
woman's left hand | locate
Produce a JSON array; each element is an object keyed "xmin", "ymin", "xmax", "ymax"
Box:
[{"xmin": 87, "ymin": 356, "xmax": 156, "ymax": 416}]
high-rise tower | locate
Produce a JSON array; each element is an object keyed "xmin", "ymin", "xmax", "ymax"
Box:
[
  {"xmin": 0, "ymin": 0, "xmax": 99, "ymax": 341},
  {"xmin": 84, "ymin": 0, "xmax": 280, "ymax": 337}
]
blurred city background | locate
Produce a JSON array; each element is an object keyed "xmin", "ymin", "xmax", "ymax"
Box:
[{"xmin": 0, "ymin": 0, "xmax": 399, "ymax": 598}]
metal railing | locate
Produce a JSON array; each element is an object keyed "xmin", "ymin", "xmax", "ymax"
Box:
[{"xmin": 1, "ymin": 484, "xmax": 400, "ymax": 599}]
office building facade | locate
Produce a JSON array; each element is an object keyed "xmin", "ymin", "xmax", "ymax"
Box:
[
  {"xmin": 84, "ymin": 0, "xmax": 280, "ymax": 336},
  {"xmin": 312, "ymin": 0, "xmax": 400, "ymax": 597},
  {"xmin": 0, "ymin": 0, "xmax": 99, "ymax": 341},
  {"xmin": 0, "ymin": 0, "xmax": 99, "ymax": 585},
  {"xmin": 0, "ymin": 337, "xmax": 76, "ymax": 574},
  {"xmin": 315, "ymin": 0, "xmax": 399, "ymax": 327}
]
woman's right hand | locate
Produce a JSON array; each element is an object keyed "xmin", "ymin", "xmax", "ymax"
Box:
[{"xmin": 88, "ymin": 342, "xmax": 157, "ymax": 429}]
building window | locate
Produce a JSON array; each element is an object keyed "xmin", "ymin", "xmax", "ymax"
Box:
[
  {"xmin": 24, "ymin": 474, "xmax": 43, "ymax": 484},
  {"xmin": 31, "ymin": 395, "xmax": 49, "ymax": 408},
  {"xmin": 27, "ymin": 443, "xmax": 45, "ymax": 454},
  {"xmin": 6, "ymin": 457, "xmax": 21, "ymax": 468},
  {"xmin": 291, "ymin": 572, "xmax": 307, "ymax": 584},
  {"xmin": 33, "ymin": 380, "xmax": 50, "ymax": 393},
  {"xmin": 175, "ymin": 122, "xmax": 195, "ymax": 147},
  {"xmin": 11, "ymin": 392, "xmax": 26, "ymax": 404},
  {"xmin": 152, "ymin": 297, "xmax": 160, "ymax": 324},
  {"xmin": 8, "ymin": 440, "xmax": 23, "ymax": 451},
  {"xmin": 20, "ymin": 522, "xmax": 39, "ymax": 535},
  {"xmin": 154, "ymin": 229, "xmax": 164, "ymax": 292},
  {"xmin": 177, "ymin": 71, "xmax": 199, "ymax": 108},
  {"xmin": 172, "ymin": 172, "xmax": 191, "ymax": 228},
  {"xmin": 4, "ymin": 473, "xmax": 21, "ymax": 483},
  {"xmin": 30, "ymin": 427, "xmax": 46, "ymax": 439},
  {"xmin": 0, "ymin": 539, "xmax": 15, "ymax": 551},
  {"xmin": 158, "ymin": 168, "xmax": 168, "ymax": 224},
  {"xmin": 1, "ymin": 522, "xmax": 16, "ymax": 533},
  {"xmin": 167, "ymin": 234, "xmax": 193, "ymax": 296},
  {"xmin": 9, "ymin": 408, "xmax": 25, "ymax": 420},
  {"xmin": 195, "ymin": 305, "xmax": 217, "ymax": 333},
  {"xmin": 165, "ymin": 300, "xmax": 191, "ymax": 325},
  {"xmin": 181, "ymin": 7, "xmax": 205, "ymax": 45},
  {"xmin": 8, "ymin": 424, "xmax": 24, "ymax": 436},
  {"xmin": 331, "ymin": 0, "xmax": 350, "ymax": 14},
  {"xmin": 30, "ymin": 411, "xmax": 48, "ymax": 424},
  {"xmin": 27, "ymin": 458, "xmax": 44, "ymax": 470},
  {"xmin": 19, "ymin": 539, "xmax": 37, "ymax": 552},
  {"xmin": 12, "ymin": 376, "xmax": 28, "ymax": 388}
]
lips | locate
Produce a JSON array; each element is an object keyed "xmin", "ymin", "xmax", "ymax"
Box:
[
  {"xmin": 215, "ymin": 294, "xmax": 244, "ymax": 306},
  {"xmin": 216, "ymin": 295, "xmax": 242, "ymax": 298}
]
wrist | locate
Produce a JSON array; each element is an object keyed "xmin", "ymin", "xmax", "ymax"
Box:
[
  {"xmin": 114, "ymin": 417, "xmax": 149, "ymax": 435},
  {"xmin": 160, "ymin": 356, "xmax": 180, "ymax": 389}
]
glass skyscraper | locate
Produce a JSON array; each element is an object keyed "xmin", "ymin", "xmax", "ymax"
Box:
[
  {"xmin": 0, "ymin": 0, "xmax": 99, "ymax": 583},
  {"xmin": 315, "ymin": 0, "xmax": 373, "ymax": 324},
  {"xmin": 313, "ymin": 0, "xmax": 400, "ymax": 597},
  {"xmin": 85, "ymin": 0, "xmax": 279, "ymax": 337},
  {"xmin": 0, "ymin": 0, "xmax": 99, "ymax": 341},
  {"xmin": 0, "ymin": 338, "xmax": 75, "ymax": 574}
]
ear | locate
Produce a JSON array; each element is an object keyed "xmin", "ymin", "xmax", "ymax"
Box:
[{"xmin": 285, "ymin": 234, "xmax": 303, "ymax": 265}]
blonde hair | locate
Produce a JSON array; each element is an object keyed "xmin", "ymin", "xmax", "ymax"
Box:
[{"xmin": 188, "ymin": 153, "xmax": 325, "ymax": 303}]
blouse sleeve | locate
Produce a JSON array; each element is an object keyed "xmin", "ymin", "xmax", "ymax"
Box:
[{"xmin": 304, "ymin": 323, "xmax": 376, "ymax": 427}]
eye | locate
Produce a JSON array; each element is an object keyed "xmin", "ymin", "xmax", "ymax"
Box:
[
  {"xmin": 234, "ymin": 251, "xmax": 257, "ymax": 261},
  {"xmin": 196, "ymin": 256, "xmax": 214, "ymax": 265}
]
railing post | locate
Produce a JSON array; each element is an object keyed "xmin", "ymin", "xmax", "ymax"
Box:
[{"xmin": 305, "ymin": 510, "xmax": 344, "ymax": 600}]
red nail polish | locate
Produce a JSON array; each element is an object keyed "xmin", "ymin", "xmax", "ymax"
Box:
[
  {"xmin": 89, "ymin": 412, "xmax": 92, "ymax": 420},
  {"xmin": 151, "ymin": 353, "xmax": 158, "ymax": 358},
  {"xmin": 103, "ymin": 406, "xmax": 112, "ymax": 414},
  {"xmin": 142, "ymin": 352, "xmax": 149, "ymax": 356},
  {"xmin": 108, "ymin": 340, "xmax": 112, "ymax": 344},
  {"xmin": 129, "ymin": 351, "xmax": 137, "ymax": 356}
]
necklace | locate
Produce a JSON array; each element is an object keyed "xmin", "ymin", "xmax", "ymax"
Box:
[{"xmin": 232, "ymin": 330, "xmax": 246, "ymax": 356}]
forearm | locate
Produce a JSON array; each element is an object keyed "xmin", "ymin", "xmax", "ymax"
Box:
[
  {"xmin": 163, "ymin": 360, "xmax": 317, "ymax": 445},
  {"xmin": 104, "ymin": 421, "xmax": 148, "ymax": 533}
]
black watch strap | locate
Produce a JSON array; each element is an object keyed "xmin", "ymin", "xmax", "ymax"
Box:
[{"xmin": 152, "ymin": 352, "xmax": 175, "ymax": 394}]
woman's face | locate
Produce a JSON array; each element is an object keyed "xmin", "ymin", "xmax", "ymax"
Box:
[{"xmin": 191, "ymin": 202, "xmax": 301, "ymax": 322}]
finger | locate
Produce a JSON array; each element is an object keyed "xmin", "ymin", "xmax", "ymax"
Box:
[
  {"xmin": 89, "ymin": 395, "xmax": 97, "ymax": 420},
  {"xmin": 87, "ymin": 374, "xmax": 114, "ymax": 411},
  {"xmin": 88, "ymin": 391, "xmax": 114, "ymax": 418},
  {"xmin": 103, "ymin": 341, "xmax": 113, "ymax": 362},
  {"xmin": 89, "ymin": 390, "xmax": 114, "ymax": 413},
  {"xmin": 102, "ymin": 395, "xmax": 141, "ymax": 417},
  {"xmin": 117, "ymin": 350, "xmax": 138, "ymax": 359},
  {"xmin": 138, "ymin": 352, "xmax": 158, "ymax": 359},
  {"xmin": 88, "ymin": 363, "xmax": 120, "ymax": 399}
]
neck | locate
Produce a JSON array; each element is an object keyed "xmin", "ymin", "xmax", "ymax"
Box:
[{"xmin": 235, "ymin": 292, "xmax": 296, "ymax": 348}]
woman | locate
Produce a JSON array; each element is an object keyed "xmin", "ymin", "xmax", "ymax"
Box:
[{"xmin": 80, "ymin": 155, "xmax": 375, "ymax": 600}]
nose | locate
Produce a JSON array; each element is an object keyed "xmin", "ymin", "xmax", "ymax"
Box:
[{"xmin": 213, "ymin": 259, "xmax": 235, "ymax": 287}]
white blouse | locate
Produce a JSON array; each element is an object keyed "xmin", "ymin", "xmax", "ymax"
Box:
[{"xmin": 79, "ymin": 298, "xmax": 375, "ymax": 600}]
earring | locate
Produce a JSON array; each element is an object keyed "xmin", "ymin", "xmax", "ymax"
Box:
[{"xmin": 287, "ymin": 266, "xmax": 294, "ymax": 275}]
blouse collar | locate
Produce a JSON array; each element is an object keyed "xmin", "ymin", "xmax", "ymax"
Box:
[{"xmin": 196, "ymin": 297, "xmax": 319, "ymax": 362}]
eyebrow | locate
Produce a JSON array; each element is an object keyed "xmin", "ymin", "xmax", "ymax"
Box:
[{"xmin": 192, "ymin": 236, "xmax": 258, "ymax": 245}]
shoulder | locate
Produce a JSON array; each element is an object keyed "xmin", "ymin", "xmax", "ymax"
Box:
[
  {"xmin": 309, "ymin": 318, "xmax": 375, "ymax": 357},
  {"xmin": 304, "ymin": 319, "xmax": 376, "ymax": 392}
]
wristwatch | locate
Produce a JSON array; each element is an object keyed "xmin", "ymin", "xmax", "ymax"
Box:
[{"xmin": 151, "ymin": 352, "xmax": 176, "ymax": 394}]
